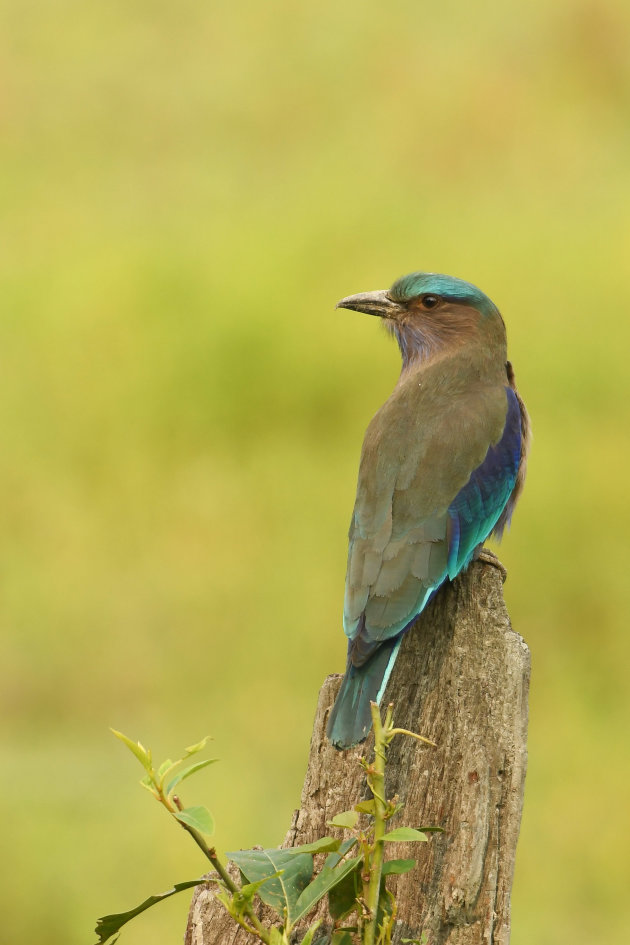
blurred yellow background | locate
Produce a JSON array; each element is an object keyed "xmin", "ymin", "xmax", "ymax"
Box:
[{"xmin": 2, "ymin": 1, "xmax": 629, "ymax": 943}]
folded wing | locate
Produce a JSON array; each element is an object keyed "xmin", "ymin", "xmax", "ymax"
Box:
[{"xmin": 344, "ymin": 386, "xmax": 522, "ymax": 668}]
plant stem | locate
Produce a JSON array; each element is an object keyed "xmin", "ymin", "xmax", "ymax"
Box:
[
  {"xmin": 181, "ymin": 825, "xmax": 235, "ymax": 889},
  {"xmin": 363, "ymin": 702, "xmax": 389, "ymax": 945},
  {"xmin": 388, "ymin": 728, "xmax": 436, "ymax": 747},
  {"xmin": 178, "ymin": 824, "xmax": 272, "ymax": 944},
  {"xmin": 166, "ymin": 793, "xmax": 272, "ymax": 943}
]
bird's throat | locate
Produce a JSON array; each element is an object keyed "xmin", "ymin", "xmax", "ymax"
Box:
[{"xmin": 388, "ymin": 320, "xmax": 444, "ymax": 371}]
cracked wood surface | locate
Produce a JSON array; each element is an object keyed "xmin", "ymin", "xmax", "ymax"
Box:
[{"xmin": 186, "ymin": 559, "xmax": 530, "ymax": 945}]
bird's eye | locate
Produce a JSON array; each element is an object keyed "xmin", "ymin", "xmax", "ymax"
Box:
[{"xmin": 420, "ymin": 294, "xmax": 440, "ymax": 309}]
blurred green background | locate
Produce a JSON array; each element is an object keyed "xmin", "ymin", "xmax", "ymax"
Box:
[{"xmin": 2, "ymin": 1, "xmax": 629, "ymax": 943}]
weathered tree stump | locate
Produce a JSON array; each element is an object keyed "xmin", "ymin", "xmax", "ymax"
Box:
[{"xmin": 186, "ymin": 559, "xmax": 530, "ymax": 945}]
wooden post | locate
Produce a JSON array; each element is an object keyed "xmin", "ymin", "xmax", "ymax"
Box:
[{"xmin": 186, "ymin": 559, "xmax": 530, "ymax": 945}]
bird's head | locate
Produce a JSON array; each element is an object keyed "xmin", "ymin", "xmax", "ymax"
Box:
[{"xmin": 336, "ymin": 271, "xmax": 505, "ymax": 369}]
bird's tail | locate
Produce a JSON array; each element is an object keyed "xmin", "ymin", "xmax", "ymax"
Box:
[{"xmin": 326, "ymin": 636, "xmax": 403, "ymax": 750}]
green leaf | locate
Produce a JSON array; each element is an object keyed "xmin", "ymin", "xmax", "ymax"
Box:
[
  {"xmin": 340, "ymin": 837, "xmax": 358, "ymax": 856},
  {"xmin": 166, "ymin": 758, "xmax": 219, "ymax": 794},
  {"xmin": 157, "ymin": 760, "xmax": 182, "ymax": 786},
  {"xmin": 174, "ymin": 805, "xmax": 215, "ymax": 836},
  {"xmin": 269, "ymin": 929, "xmax": 288, "ymax": 945},
  {"xmin": 111, "ymin": 729, "xmax": 152, "ymax": 773},
  {"xmin": 157, "ymin": 758, "xmax": 173, "ymax": 778},
  {"xmin": 381, "ymin": 858, "xmax": 416, "ymax": 875},
  {"xmin": 284, "ymin": 837, "xmax": 341, "ymax": 856},
  {"xmin": 227, "ymin": 848, "xmax": 313, "ymax": 926},
  {"xmin": 240, "ymin": 874, "xmax": 282, "ymax": 901},
  {"xmin": 417, "ymin": 825, "xmax": 444, "ymax": 833},
  {"xmin": 183, "ymin": 736, "xmax": 211, "ymax": 757},
  {"xmin": 354, "ymin": 799, "xmax": 376, "ymax": 815},
  {"xmin": 139, "ymin": 774, "xmax": 156, "ymax": 795},
  {"xmin": 382, "ymin": 827, "xmax": 427, "ymax": 843},
  {"xmin": 298, "ymin": 919, "xmax": 322, "ymax": 945},
  {"xmin": 94, "ymin": 879, "xmax": 204, "ymax": 944},
  {"xmin": 324, "ymin": 837, "xmax": 358, "ymax": 869},
  {"xmin": 292, "ymin": 856, "xmax": 362, "ymax": 924},
  {"xmin": 376, "ymin": 885, "xmax": 395, "ymax": 941},
  {"xmin": 233, "ymin": 873, "xmax": 283, "ymax": 914},
  {"xmin": 213, "ymin": 888, "xmax": 232, "ymax": 913},
  {"xmin": 327, "ymin": 810, "xmax": 359, "ymax": 829},
  {"xmin": 331, "ymin": 932, "xmax": 353, "ymax": 945},
  {"xmin": 327, "ymin": 857, "xmax": 361, "ymax": 919}
]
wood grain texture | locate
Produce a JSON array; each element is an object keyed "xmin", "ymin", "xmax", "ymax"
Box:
[{"xmin": 186, "ymin": 559, "xmax": 529, "ymax": 945}]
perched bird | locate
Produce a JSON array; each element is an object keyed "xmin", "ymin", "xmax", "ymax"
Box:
[{"xmin": 327, "ymin": 272, "xmax": 530, "ymax": 749}]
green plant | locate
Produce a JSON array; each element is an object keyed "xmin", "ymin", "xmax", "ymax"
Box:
[{"xmin": 94, "ymin": 703, "xmax": 437, "ymax": 945}]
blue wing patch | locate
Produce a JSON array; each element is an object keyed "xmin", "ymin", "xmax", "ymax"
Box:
[{"xmin": 447, "ymin": 386, "xmax": 522, "ymax": 577}]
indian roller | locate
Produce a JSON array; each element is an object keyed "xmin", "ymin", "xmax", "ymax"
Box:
[{"xmin": 327, "ymin": 272, "xmax": 530, "ymax": 749}]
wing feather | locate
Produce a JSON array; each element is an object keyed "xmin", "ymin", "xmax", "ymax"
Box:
[{"xmin": 343, "ymin": 380, "xmax": 522, "ymax": 664}]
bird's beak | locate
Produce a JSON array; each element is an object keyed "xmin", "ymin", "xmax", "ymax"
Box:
[{"xmin": 335, "ymin": 289, "xmax": 400, "ymax": 319}]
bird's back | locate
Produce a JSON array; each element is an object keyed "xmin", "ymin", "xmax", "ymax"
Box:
[{"xmin": 345, "ymin": 346, "xmax": 510, "ymax": 647}]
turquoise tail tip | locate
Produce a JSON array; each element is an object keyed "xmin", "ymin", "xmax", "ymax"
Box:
[{"xmin": 326, "ymin": 637, "xmax": 401, "ymax": 750}]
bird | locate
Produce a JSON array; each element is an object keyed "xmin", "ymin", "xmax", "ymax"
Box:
[{"xmin": 326, "ymin": 271, "xmax": 530, "ymax": 749}]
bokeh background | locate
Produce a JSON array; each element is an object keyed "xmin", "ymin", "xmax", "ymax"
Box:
[{"xmin": 2, "ymin": 1, "xmax": 630, "ymax": 943}]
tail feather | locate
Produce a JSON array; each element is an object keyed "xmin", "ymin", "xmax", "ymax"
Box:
[{"xmin": 327, "ymin": 637, "xmax": 402, "ymax": 749}]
